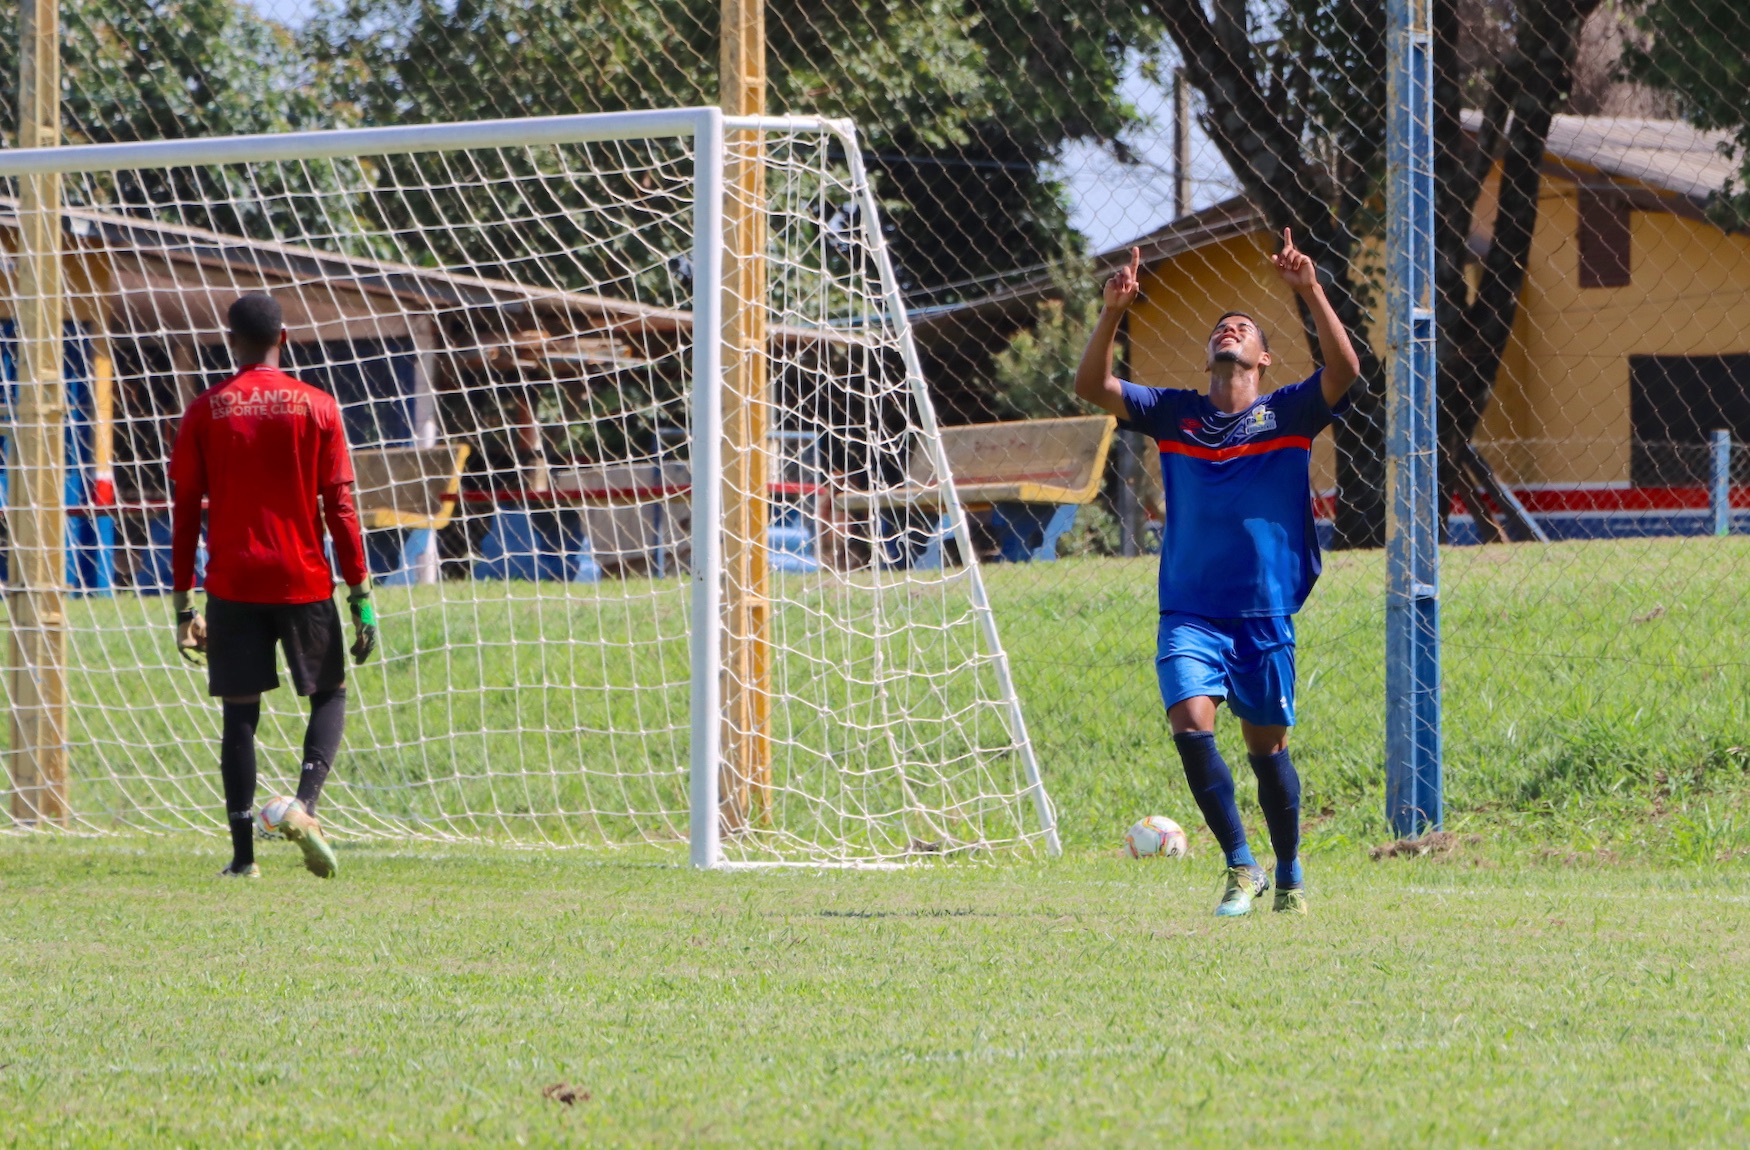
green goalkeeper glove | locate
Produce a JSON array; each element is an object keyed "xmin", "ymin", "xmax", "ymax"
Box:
[{"xmin": 348, "ymin": 584, "xmax": 378, "ymax": 665}]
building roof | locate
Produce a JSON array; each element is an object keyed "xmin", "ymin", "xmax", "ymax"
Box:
[
  {"xmin": 0, "ymin": 197, "xmax": 865, "ymax": 351},
  {"xmin": 1475, "ymin": 111, "xmax": 1736, "ymax": 206}
]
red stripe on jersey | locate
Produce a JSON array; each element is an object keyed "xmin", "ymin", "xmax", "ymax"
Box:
[{"xmin": 1157, "ymin": 435, "xmax": 1313, "ymax": 461}]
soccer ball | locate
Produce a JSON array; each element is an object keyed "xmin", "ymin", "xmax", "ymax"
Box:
[
  {"xmin": 255, "ymin": 795, "xmax": 302, "ymax": 836},
  {"xmin": 1125, "ymin": 815, "xmax": 1188, "ymax": 859}
]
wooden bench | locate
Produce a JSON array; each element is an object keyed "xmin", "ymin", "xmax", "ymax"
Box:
[
  {"xmin": 352, "ymin": 444, "xmax": 471, "ymax": 584},
  {"xmin": 839, "ymin": 414, "xmax": 1116, "ymax": 564}
]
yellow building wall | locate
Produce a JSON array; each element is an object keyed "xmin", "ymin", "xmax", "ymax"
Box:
[
  {"xmin": 1129, "ymin": 182, "xmax": 1750, "ymax": 493},
  {"xmin": 1128, "ymin": 230, "xmax": 1341, "ymax": 491},
  {"xmin": 1476, "ymin": 183, "xmax": 1750, "ymax": 486}
]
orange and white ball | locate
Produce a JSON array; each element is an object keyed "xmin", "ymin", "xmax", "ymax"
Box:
[{"xmin": 1124, "ymin": 815, "xmax": 1188, "ymax": 859}]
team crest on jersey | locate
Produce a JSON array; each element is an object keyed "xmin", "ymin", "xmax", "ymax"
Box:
[
  {"xmin": 1236, "ymin": 405, "xmax": 1276, "ymax": 439},
  {"xmin": 1179, "ymin": 417, "xmax": 1202, "ymax": 433}
]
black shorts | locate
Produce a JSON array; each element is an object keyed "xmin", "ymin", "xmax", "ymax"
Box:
[{"xmin": 206, "ymin": 595, "xmax": 346, "ymax": 698}]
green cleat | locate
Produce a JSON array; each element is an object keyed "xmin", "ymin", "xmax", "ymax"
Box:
[
  {"xmin": 218, "ymin": 862, "xmax": 260, "ymax": 879},
  {"xmin": 280, "ymin": 805, "xmax": 339, "ymax": 879},
  {"xmin": 1215, "ymin": 864, "xmax": 1269, "ymax": 917},
  {"xmin": 1273, "ymin": 886, "xmax": 1308, "ymax": 915}
]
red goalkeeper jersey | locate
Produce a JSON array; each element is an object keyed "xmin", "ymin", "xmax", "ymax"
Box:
[{"xmin": 169, "ymin": 364, "xmax": 368, "ymax": 604}]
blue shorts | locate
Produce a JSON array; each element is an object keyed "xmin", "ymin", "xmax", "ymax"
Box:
[{"xmin": 1156, "ymin": 612, "xmax": 1297, "ymax": 727}]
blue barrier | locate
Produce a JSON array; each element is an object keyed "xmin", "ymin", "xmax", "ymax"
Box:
[
  {"xmin": 894, "ymin": 502, "xmax": 1082, "ymax": 569},
  {"xmin": 369, "ymin": 526, "xmax": 441, "ymax": 586},
  {"xmin": 768, "ymin": 505, "xmax": 820, "ymax": 573},
  {"xmin": 473, "ymin": 508, "xmax": 602, "ymax": 582}
]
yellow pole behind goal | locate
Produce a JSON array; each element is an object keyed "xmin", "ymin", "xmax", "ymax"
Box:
[
  {"xmin": 9, "ymin": 0, "xmax": 70, "ymax": 826},
  {"xmin": 719, "ymin": 0, "xmax": 771, "ymax": 832}
]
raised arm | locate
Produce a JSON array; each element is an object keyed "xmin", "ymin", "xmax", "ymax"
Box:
[
  {"xmin": 1073, "ymin": 247, "xmax": 1141, "ymax": 420},
  {"xmin": 1271, "ymin": 228, "xmax": 1360, "ymax": 408}
]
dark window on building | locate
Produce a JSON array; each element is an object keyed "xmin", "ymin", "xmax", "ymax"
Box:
[
  {"xmin": 1630, "ymin": 354, "xmax": 1750, "ymax": 485},
  {"xmin": 1579, "ymin": 188, "xmax": 1631, "ymax": 288}
]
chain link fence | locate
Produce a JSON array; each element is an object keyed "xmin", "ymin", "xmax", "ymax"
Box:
[{"xmin": 4, "ymin": 0, "xmax": 1748, "ymax": 848}]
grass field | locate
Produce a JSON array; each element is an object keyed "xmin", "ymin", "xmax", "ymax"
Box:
[
  {"xmin": 3, "ymin": 839, "xmax": 1750, "ymax": 1146},
  {"xmin": 33, "ymin": 536, "xmax": 1750, "ymax": 855},
  {"xmin": 1004, "ymin": 539, "xmax": 1750, "ymax": 854},
  {"xmin": 5, "ymin": 537, "xmax": 1750, "ymax": 1144}
]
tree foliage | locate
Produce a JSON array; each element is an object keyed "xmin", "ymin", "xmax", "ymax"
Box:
[
  {"xmin": 989, "ymin": 291, "xmax": 1104, "ymax": 420},
  {"xmin": 3, "ymin": 0, "xmax": 345, "ymax": 237},
  {"xmin": 2, "ymin": 0, "xmax": 322, "ymax": 148},
  {"xmin": 1622, "ymin": 0, "xmax": 1750, "ymax": 229},
  {"xmin": 302, "ymin": 0, "xmax": 1164, "ymax": 302},
  {"xmin": 8, "ymin": 0, "xmax": 1163, "ymax": 307}
]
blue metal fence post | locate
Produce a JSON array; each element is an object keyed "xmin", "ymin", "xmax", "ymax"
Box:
[
  {"xmin": 1385, "ymin": 0, "xmax": 1442, "ymax": 836},
  {"xmin": 1710, "ymin": 429, "xmax": 1731, "ymax": 537}
]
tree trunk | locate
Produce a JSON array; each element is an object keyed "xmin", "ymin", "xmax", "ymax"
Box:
[
  {"xmin": 1159, "ymin": 0, "xmax": 1388, "ymax": 547},
  {"xmin": 1434, "ymin": 0, "xmax": 1603, "ymax": 531}
]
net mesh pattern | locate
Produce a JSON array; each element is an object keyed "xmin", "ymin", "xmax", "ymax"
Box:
[{"xmin": 0, "ymin": 119, "xmax": 1052, "ymax": 862}]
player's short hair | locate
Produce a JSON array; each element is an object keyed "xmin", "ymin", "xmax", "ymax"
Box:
[
  {"xmin": 228, "ymin": 293, "xmax": 283, "ymax": 346},
  {"xmin": 1212, "ymin": 310, "xmax": 1269, "ymax": 353}
]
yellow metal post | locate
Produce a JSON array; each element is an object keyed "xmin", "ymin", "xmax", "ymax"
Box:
[
  {"xmin": 10, "ymin": 0, "xmax": 69, "ymax": 826},
  {"xmin": 93, "ymin": 346, "xmax": 117, "ymax": 509},
  {"xmin": 719, "ymin": 0, "xmax": 770, "ymax": 831}
]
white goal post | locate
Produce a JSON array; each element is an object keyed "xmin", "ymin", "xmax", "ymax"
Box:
[{"xmin": 0, "ymin": 107, "xmax": 1059, "ymax": 866}]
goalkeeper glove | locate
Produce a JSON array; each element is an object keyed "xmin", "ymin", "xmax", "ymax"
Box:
[
  {"xmin": 173, "ymin": 592, "xmax": 207, "ymax": 666},
  {"xmin": 348, "ymin": 584, "xmax": 378, "ymax": 665}
]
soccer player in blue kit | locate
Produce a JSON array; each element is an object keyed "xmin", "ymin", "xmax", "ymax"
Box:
[{"xmin": 1074, "ymin": 230, "xmax": 1360, "ymax": 916}]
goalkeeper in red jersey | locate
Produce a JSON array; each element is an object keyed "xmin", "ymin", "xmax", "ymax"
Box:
[{"xmin": 170, "ymin": 293, "xmax": 377, "ymax": 879}]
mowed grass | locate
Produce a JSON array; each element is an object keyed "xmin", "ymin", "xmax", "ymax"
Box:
[
  {"xmin": 3, "ymin": 840, "xmax": 1750, "ymax": 1147},
  {"xmin": 991, "ymin": 537, "xmax": 1750, "ymax": 852},
  {"xmin": 5, "ymin": 536, "xmax": 1750, "ymax": 1144}
]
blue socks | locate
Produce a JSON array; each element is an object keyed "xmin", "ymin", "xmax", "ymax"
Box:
[
  {"xmin": 1172, "ymin": 732, "xmax": 1305, "ymax": 887},
  {"xmin": 1172, "ymin": 732, "xmax": 1255, "ymax": 868},
  {"xmin": 1249, "ymin": 749, "xmax": 1303, "ymax": 889}
]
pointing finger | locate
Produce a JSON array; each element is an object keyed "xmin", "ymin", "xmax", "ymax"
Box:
[
  {"xmin": 1129, "ymin": 246, "xmax": 1141, "ymax": 277},
  {"xmin": 1282, "ymin": 227, "xmax": 1295, "ymax": 253}
]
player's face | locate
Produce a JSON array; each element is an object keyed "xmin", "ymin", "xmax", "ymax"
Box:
[{"xmin": 1207, "ymin": 316, "xmax": 1268, "ymax": 370}]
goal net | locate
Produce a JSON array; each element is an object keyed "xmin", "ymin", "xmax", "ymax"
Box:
[{"xmin": 0, "ymin": 109, "xmax": 1057, "ymax": 866}]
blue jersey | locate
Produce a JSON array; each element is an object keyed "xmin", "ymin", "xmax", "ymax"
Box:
[{"xmin": 1120, "ymin": 371, "xmax": 1347, "ymax": 618}]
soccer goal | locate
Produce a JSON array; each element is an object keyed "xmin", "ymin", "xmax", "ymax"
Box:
[{"xmin": 0, "ymin": 108, "xmax": 1058, "ymax": 866}]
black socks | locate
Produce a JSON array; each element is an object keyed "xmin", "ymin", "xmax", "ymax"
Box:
[
  {"xmin": 1249, "ymin": 748, "xmax": 1303, "ymax": 889},
  {"xmin": 220, "ymin": 690, "xmax": 345, "ymax": 869},
  {"xmin": 295, "ymin": 688, "xmax": 346, "ymax": 817},
  {"xmin": 1172, "ymin": 731, "xmax": 1255, "ymax": 868},
  {"xmin": 220, "ymin": 700, "xmax": 260, "ymax": 869}
]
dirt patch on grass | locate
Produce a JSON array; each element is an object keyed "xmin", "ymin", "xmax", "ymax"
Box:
[
  {"xmin": 543, "ymin": 1083, "xmax": 590, "ymax": 1106},
  {"xmin": 1369, "ymin": 831, "xmax": 1480, "ymax": 860},
  {"xmin": 1536, "ymin": 846, "xmax": 1624, "ymax": 867}
]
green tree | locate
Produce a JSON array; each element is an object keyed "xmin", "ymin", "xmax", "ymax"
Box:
[
  {"xmin": 301, "ymin": 0, "xmax": 1164, "ymax": 305},
  {"xmin": 1622, "ymin": 0, "xmax": 1750, "ymax": 229},
  {"xmin": 3, "ymin": 0, "xmax": 335, "ymax": 236},
  {"xmin": 988, "ymin": 267, "xmax": 1103, "ymax": 420}
]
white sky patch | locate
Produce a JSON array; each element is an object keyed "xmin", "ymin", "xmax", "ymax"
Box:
[{"xmin": 1051, "ymin": 60, "xmax": 1242, "ymax": 254}]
